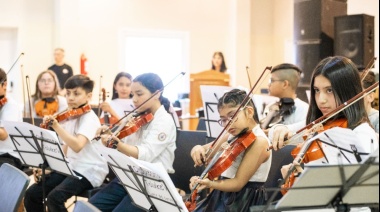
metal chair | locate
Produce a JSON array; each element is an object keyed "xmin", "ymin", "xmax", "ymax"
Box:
[{"xmin": 0, "ymin": 163, "xmax": 30, "ymax": 212}]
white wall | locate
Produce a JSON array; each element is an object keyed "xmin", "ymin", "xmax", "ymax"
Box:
[{"xmin": 0, "ymin": 0, "xmax": 378, "ymax": 107}]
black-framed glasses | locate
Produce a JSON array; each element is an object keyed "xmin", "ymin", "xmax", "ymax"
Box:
[{"xmin": 268, "ymin": 78, "xmax": 285, "ymax": 84}]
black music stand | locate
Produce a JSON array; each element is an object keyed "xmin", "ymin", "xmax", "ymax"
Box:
[
  {"xmin": 99, "ymin": 146, "xmax": 187, "ymax": 212},
  {"xmin": 2, "ymin": 121, "xmax": 78, "ymax": 212},
  {"xmin": 250, "ymin": 149, "xmax": 379, "ymax": 212},
  {"xmin": 200, "ymin": 85, "xmax": 232, "ymax": 138}
]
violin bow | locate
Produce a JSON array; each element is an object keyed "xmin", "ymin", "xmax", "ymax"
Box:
[
  {"xmin": 97, "ymin": 75, "xmax": 103, "ymax": 117},
  {"xmin": 246, "ymin": 66, "xmax": 252, "ymax": 88},
  {"xmin": 203, "ymin": 66, "xmax": 272, "ymax": 165},
  {"xmin": 267, "ymin": 81, "xmax": 380, "ymax": 150},
  {"xmin": 360, "ymin": 57, "xmax": 377, "ymax": 80},
  {"xmin": 25, "ymin": 75, "xmax": 35, "ymax": 125},
  {"xmin": 93, "ymin": 72, "xmax": 186, "ymax": 139}
]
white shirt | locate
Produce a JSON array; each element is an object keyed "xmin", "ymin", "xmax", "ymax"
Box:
[
  {"xmin": 221, "ymin": 125, "xmax": 272, "ymax": 182},
  {"xmin": 100, "ymin": 98, "xmax": 134, "ymax": 118},
  {"xmin": 368, "ymin": 108, "xmax": 379, "ymax": 133},
  {"xmin": 0, "ymin": 97, "xmax": 22, "ymax": 158},
  {"xmin": 262, "ymin": 98, "xmax": 308, "ymax": 131},
  {"xmin": 24, "ymin": 95, "xmax": 68, "ymax": 118},
  {"xmin": 0, "ymin": 97, "xmax": 23, "ymax": 158},
  {"xmin": 59, "ymin": 110, "xmax": 108, "ymax": 187},
  {"xmin": 122, "ymin": 105, "xmax": 176, "ymax": 173}
]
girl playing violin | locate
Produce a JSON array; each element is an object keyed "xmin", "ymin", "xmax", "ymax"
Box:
[
  {"xmin": 99, "ymin": 72, "xmax": 133, "ymax": 121},
  {"xmin": 25, "ymin": 70, "xmax": 68, "ymax": 118},
  {"xmin": 24, "ymin": 75, "xmax": 108, "ymax": 212},
  {"xmin": 89, "ymin": 73, "xmax": 176, "ymax": 212},
  {"xmin": 0, "ymin": 67, "xmax": 23, "ymax": 169},
  {"xmin": 189, "ymin": 89, "xmax": 271, "ymax": 212},
  {"xmin": 270, "ymin": 56, "xmax": 378, "ymax": 173}
]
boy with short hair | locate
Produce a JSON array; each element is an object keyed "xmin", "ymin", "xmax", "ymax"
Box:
[
  {"xmin": 24, "ymin": 74, "xmax": 108, "ymax": 212},
  {"xmin": 261, "ymin": 63, "xmax": 309, "ymax": 132}
]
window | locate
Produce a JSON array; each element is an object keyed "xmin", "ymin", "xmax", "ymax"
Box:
[{"xmin": 120, "ymin": 29, "xmax": 189, "ymax": 102}]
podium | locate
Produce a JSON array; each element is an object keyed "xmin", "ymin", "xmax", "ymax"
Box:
[{"xmin": 189, "ymin": 70, "xmax": 230, "ymax": 130}]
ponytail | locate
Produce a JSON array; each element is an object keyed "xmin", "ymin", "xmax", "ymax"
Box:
[{"xmin": 160, "ymin": 96, "xmax": 171, "ymax": 113}]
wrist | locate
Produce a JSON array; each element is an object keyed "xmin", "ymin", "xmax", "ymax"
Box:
[{"xmin": 111, "ymin": 139, "xmax": 119, "ymax": 149}]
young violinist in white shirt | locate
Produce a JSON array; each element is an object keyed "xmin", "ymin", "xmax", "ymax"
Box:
[
  {"xmin": 189, "ymin": 89, "xmax": 271, "ymax": 212},
  {"xmin": 24, "ymin": 75, "xmax": 108, "ymax": 212},
  {"xmin": 0, "ymin": 67, "xmax": 23, "ymax": 169},
  {"xmin": 89, "ymin": 73, "xmax": 177, "ymax": 212},
  {"xmin": 270, "ymin": 57, "xmax": 378, "ymax": 182}
]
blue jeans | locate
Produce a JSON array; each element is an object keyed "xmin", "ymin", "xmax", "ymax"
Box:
[
  {"xmin": 89, "ymin": 178, "xmax": 145, "ymax": 212},
  {"xmin": 24, "ymin": 172, "xmax": 93, "ymax": 212}
]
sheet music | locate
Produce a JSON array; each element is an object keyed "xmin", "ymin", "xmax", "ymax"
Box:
[
  {"xmin": 200, "ymin": 85, "xmax": 232, "ymax": 138},
  {"xmin": 303, "ymin": 127, "xmax": 377, "ymax": 165},
  {"xmin": 98, "ymin": 146, "xmax": 187, "ymax": 212},
  {"xmin": 1, "ymin": 121, "xmax": 77, "ymax": 178}
]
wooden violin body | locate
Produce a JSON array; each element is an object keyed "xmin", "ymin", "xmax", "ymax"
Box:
[
  {"xmin": 281, "ymin": 118, "xmax": 348, "ymax": 195},
  {"xmin": 99, "ymin": 88, "xmax": 118, "ymax": 126},
  {"xmin": 35, "ymin": 98, "xmax": 59, "ymax": 117},
  {"xmin": 106, "ymin": 113, "xmax": 154, "ymax": 148},
  {"xmin": 0, "ymin": 97, "xmax": 7, "ymax": 107},
  {"xmin": 40, "ymin": 104, "xmax": 92, "ymax": 129}
]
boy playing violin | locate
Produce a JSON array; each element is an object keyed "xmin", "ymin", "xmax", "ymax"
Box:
[
  {"xmin": 261, "ymin": 63, "xmax": 309, "ymax": 133},
  {"xmin": 24, "ymin": 75, "xmax": 108, "ymax": 212},
  {"xmin": 189, "ymin": 89, "xmax": 271, "ymax": 212},
  {"xmin": 0, "ymin": 67, "xmax": 23, "ymax": 169}
]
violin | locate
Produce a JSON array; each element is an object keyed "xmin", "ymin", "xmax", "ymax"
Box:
[
  {"xmin": 185, "ymin": 66, "xmax": 272, "ymax": 212},
  {"xmin": 106, "ymin": 112, "xmax": 153, "ymax": 148},
  {"xmin": 185, "ymin": 130, "xmax": 257, "ymax": 211},
  {"xmin": 40, "ymin": 104, "xmax": 92, "ymax": 129},
  {"xmin": 280, "ymin": 118, "xmax": 348, "ymax": 195},
  {"xmin": 99, "ymin": 88, "xmax": 118, "ymax": 126},
  {"xmin": 35, "ymin": 97, "xmax": 59, "ymax": 117},
  {"xmin": 0, "ymin": 97, "xmax": 7, "ymax": 107},
  {"xmin": 260, "ymin": 98, "xmax": 295, "ymax": 130}
]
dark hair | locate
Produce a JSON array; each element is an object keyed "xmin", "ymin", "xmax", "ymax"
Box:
[
  {"xmin": 112, "ymin": 72, "xmax": 133, "ymax": 99},
  {"xmin": 271, "ymin": 63, "xmax": 302, "ymax": 90},
  {"xmin": 211, "ymin": 52, "xmax": 228, "ymax": 73},
  {"xmin": 64, "ymin": 74, "xmax": 94, "ymax": 93},
  {"xmin": 217, "ymin": 89, "xmax": 259, "ymax": 123},
  {"xmin": 307, "ymin": 56, "xmax": 367, "ymax": 129},
  {"xmin": 0, "ymin": 68, "xmax": 6, "ymax": 85},
  {"xmin": 133, "ymin": 73, "xmax": 170, "ymax": 113}
]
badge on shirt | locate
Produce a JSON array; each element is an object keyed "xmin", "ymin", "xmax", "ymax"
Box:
[
  {"xmin": 63, "ymin": 68, "xmax": 69, "ymax": 74},
  {"xmin": 158, "ymin": 132, "xmax": 167, "ymax": 141}
]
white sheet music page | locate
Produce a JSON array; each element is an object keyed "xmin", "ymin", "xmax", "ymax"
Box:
[
  {"xmin": 304, "ymin": 127, "xmax": 377, "ymax": 165},
  {"xmin": 200, "ymin": 85, "xmax": 232, "ymax": 138},
  {"xmin": 98, "ymin": 145, "xmax": 188, "ymax": 211}
]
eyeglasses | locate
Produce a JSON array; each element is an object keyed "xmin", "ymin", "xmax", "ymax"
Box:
[
  {"xmin": 217, "ymin": 109, "xmax": 243, "ymax": 127},
  {"xmin": 269, "ymin": 78, "xmax": 285, "ymax": 84},
  {"xmin": 217, "ymin": 116, "xmax": 238, "ymax": 127},
  {"xmin": 39, "ymin": 79, "xmax": 54, "ymax": 84}
]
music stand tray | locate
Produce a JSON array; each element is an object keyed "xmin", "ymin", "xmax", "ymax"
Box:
[
  {"xmin": 275, "ymin": 162, "xmax": 379, "ymax": 211},
  {"xmin": 98, "ymin": 146, "xmax": 188, "ymax": 212}
]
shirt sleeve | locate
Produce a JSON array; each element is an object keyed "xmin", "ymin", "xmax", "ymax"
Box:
[
  {"xmin": 136, "ymin": 120, "xmax": 175, "ymax": 162},
  {"xmin": 76, "ymin": 113, "xmax": 101, "ymax": 141}
]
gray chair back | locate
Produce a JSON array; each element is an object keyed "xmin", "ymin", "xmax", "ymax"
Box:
[
  {"xmin": 170, "ymin": 130, "xmax": 208, "ymax": 194},
  {"xmin": 264, "ymin": 145, "xmax": 296, "ymax": 202},
  {"xmin": 73, "ymin": 200, "xmax": 101, "ymax": 212},
  {"xmin": 0, "ymin": 163, "xmax": 30, "ymax": 212}
]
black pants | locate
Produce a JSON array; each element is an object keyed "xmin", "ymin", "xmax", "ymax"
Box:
[
  {"xmin": 0, "ymin": 153, "xmax": 23, "ymax": 170},
  {"xmin": 24, "ymin": 172, "xmax": 93, "ymax": 212}
]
